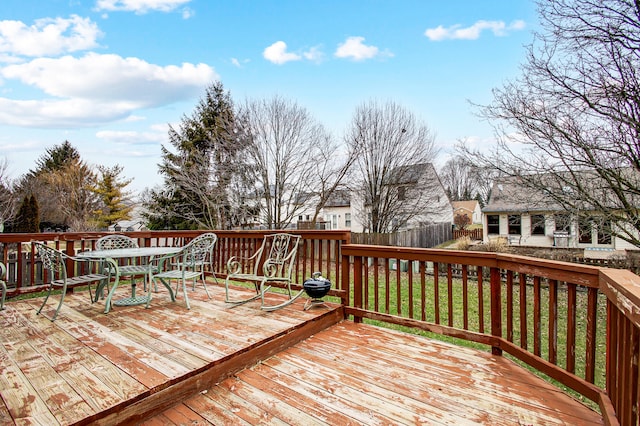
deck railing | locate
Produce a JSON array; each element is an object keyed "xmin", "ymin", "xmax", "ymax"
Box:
[
  {"xmin": 0, "ymin": 230, "xmax": 351, "ymax": 302},
  {"xmin": 343, "ymin": 243, "xmax": 636, "ymax": 426},
  {"xmin": 1, "ymin": 231, "xmax": 638, "ymax": 424}
]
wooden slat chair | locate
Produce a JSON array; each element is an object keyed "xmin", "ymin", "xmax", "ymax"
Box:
[
  {"xmin": 95, "ymin": 234, "xmax": 157, "ymax": 296},
  {"xmin": 224, "ymin": 233, "xmax": 303, "ymax": 311},
  {"xmin": 0, "ymin": 262, "xmax": 6, "ymax": 310},
  {"xmin": 150, "ymin": 236, "xmax": 216, "ymax": 309},
  {"xmin": 34, "ymin": 242, "xmax": 109, "ymax": 321}
]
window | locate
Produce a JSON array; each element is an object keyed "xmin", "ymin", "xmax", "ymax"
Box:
[
  {"xmin": 398, "ymin": 186, "xmax": 406, "ymax": 201},
  {"xmin": 578, "ymin": 218, "xmax": 593, "ymax": 244},
  {"xmin": 345, "ymin": 213, "xmax": 352, "ymax": 227},
  {"xmin": 508, "ymin": 215, "xmax": 521, "ymax": 235},
  {"xmin": 554, "ymin": 214, "xmax": 571, "ymax": 233},
  {"xmin": 597, "ymin": 220, "xmax": 612, "ymax": 245},
  {"xmin": 531, "ymin": 214, "xmax": 545, "ymax": 235},
  {"xmin": 487, "ymin": 215, "xmax": 500, "ymax": 234}
]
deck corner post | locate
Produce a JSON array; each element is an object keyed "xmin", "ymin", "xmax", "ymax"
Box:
[{"xmin": 490, "ymin": 266, "xmax": 503, "ymax": 356}]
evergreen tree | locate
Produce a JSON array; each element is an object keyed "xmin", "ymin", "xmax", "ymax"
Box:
[
  {"xmin": 28, "ymin": 195, "xmax": 40, "ymax": 232},
  {"xmin": 143, "ymin": 81, "xmax": 251, "ymax": 229},
  {"xmin": 91, "ymin": 165, "xmax": 133, "ymax": 229},
  {"xmin": 13, "ymin": 195, "xmax": 39, "ymax": 233}
]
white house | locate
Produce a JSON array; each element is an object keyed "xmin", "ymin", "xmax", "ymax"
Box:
[
  {"xmin": 297, "ymin": 163, "xmax": 453, "ymax": 232},
  {"xmin": 482, "ymin": 176, "xmax": 639, "ymax": 252}
]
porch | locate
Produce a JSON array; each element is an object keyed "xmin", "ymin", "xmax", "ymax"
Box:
[{"xmin": 0, "ymin": 283, "xmax": 601, "ymax": 425}]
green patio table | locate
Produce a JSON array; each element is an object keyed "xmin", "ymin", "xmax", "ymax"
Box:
[{"xmin": 77, "ymin": 246, "xmax": 181, "ymax": 313}]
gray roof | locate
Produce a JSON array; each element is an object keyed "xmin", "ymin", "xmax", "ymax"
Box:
[
  {"xmin": 483, "ymin": 168, "xmax": 640, "ymax": 214},
  {"xmin": 483, "ymin": 176, "xmax": 559, "ymax": 213}
]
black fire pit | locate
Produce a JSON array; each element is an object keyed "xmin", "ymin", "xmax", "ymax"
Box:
[{"xmin": 302, "ymin": 272, "xmax": 331, "ymax": 310}]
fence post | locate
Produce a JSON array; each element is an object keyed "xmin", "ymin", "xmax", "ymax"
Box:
[{"xmin": 490, "ymin": 266, "xmax": 503, "ymax": 356}]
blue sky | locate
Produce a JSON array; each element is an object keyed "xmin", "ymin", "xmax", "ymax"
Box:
[{"xmin": 0, "ymin": 0, "xmax": 538, "ymax": 194}]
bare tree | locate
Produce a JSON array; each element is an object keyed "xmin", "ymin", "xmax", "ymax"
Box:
[
  {"xmin": 0, "ymin": 159, "xmax": 18, "ymax": 231},
  {"xmin": 440, "ymin": 151, "xmax": 498, "ymax": 205},
  {"xmin": 307, "ymin": 131, "xmax": 359, "ymax": 224},
  {"xmin": 238, "ymin": 96, "xmax": 331, "ymax": 229},
  {"xmin": 45, "ymin": 159, "xmax": 99, "ymax": 231},
  {"xmin": 461, "ymin": 0, "xmax": 640, "ymax": 247},
  {"xmin": 346, "ymin": 99, "xmax": 439, "ymax": 233}
]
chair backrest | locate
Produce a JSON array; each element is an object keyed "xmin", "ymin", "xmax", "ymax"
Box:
[
  {"xmin": 34, "ymin": 242, "xmax": 67, "ymax": 280},
  {"xmin": 184, "ymin": 233, "xmax": 217, "ymax": 266},
  {"xmin": 253, "ymin": 233, "xmax": 301, "ymax": 279},
  {"xmin": 96, "ymin": 234, "xmax": 139, "ymax": 250}
]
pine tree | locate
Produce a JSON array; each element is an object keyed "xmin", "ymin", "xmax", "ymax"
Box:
[
  {"xmin": 91, "ymin": 165, "xmax": 133, "ymax": 229},
  {"xmin": 143, "ymin": 81, "xmax": 251, "ymax": 230}
]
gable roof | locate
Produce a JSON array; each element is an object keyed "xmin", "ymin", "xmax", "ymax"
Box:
[
  {"xmin": 483, "ymin": 168, "xmax": 640, "ymax": 213},
  {"xmin": 452, "ymin": 200, "xmax": 479, "ymax": 213}
]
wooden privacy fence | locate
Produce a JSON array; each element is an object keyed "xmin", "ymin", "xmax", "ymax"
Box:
[{"xmin": 352, "ymin": 222, "xmax": 452, "ymax": 248}]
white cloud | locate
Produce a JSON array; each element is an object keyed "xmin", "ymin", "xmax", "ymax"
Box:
[
  {"xmin": 263, "ymin": 41, "xmax": 301, "ymax": 65},
  {"xmin": 303, "ymin": 46, "xmax": 324, "ymax": 63},
  {"xmin": 334, "ymin": 36, "xmax": 385, "ymax": 61},
  {"xmin": 424, "ymin": 20, "xmax": 526, "ymax": 41},
  {"xmin": 95, "ymin": 0, "xmax": 192, "ymax": 14},
  {"xmin": 0, "ymin": 53, "xmax": 217, "ymax": 127},
  {"xmin": 1, "ymin": 53, "xmax": 216, "ymax": 106},
  {"xmin": 231, "ymin": 57, "xmax": 250, "ymax": 68},
  {"xmin": 0, "ymin": 15, "xmax": 102, "ymax": 58},
  {"xmin": 96, "ymin": 128, "xmax": 168, "ymax": 145},
  {"xmin": 0, "ymin": 97, "xmax": 132, "ymax": 127}
]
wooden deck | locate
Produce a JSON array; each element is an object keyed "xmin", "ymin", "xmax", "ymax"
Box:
[{"xmin": 0, "ymin": 283, "xmax": 603, "ymax": 425}]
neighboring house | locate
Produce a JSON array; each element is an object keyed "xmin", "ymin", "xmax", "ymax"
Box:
[
  {"xmin": 109, "ymin": 206, "xmax": 148, "ymax": 232},
  {"xmin": 351, "ymin": 162, "xmax": 453, "ymax": 232},
  {"xmin": 293, "ymin": 163, "xmax": 453, "ymax": 232},
  {"xmin": 452, "ymin": 200, "xmax": 482, "ymax": 225},
  {"xmin": 320, "ymin": 189, "xmax": 352, "ymax": 230},
  {"xmin": 482, "ymin": 176, "xmax": 639, "ymax": 252},
  {"xmin": 295, "ymin": 190, "xmax": 352, "ymax": 230}
]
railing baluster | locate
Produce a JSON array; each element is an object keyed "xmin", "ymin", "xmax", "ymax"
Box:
[
  {"xmin": 478, "ymin": 266, "xmax": 485, "ymax": 334},
  {"xmin": 462, "ymin": 264, "xmax": 469, "ymax": 330},
  {"xmin": 507, "ymin": 270, "xmax": 514, "ymax": 342},
  {"xmin": 585, "ymin": 286, "xmax": 598, "ymax": 383},
  {"xmin": 534, "ymin": 276, "xmax": 541, "ymax": 357},
  {"xmin": 520, "ymin": 273, "xmax": 528, "ymax": 350},
  {"xmin": 548, "ymin": 279, "xmax": 558, "ymax": 365},
  {"xmin": 420, "ymin": 261, "xmax": 426, "ymax": 322},
  {"xmin": 434, "ymin": 262, "xmax": 440, "ymax": 325},
  {"xmin": 408, "ymin": 260, "xmax": 414, "ymax": 319},
  {"xmin": 566, "ymin": 282, "xmax": 577, "ymax": 374},
  {"xmin": 447, "ymin": 263, "xmax": 453, "ymax": 327}
]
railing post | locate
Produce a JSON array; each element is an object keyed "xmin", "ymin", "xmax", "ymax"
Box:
[
  {"xmin": 490, "ymin": 266, "xmax": 502, "ymax": 356},
  {"xmin": 353, "ymin": 255, "xmax": 363, "ymax": 323}
]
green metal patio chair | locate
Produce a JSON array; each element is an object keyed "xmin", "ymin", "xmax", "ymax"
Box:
[
  {"xmin": 171, "ymin": 232, "xmax": 219, "ymax": 296},
  {"xmin": 150, "ymin": 235, "xmax": 217, "ymax": 309},
  {"xmin": 224, "ymin": 233, "xmax": 303, "ymax": 311},
  {"xmin": 34, "ymin": 242, "xmax": 109, "ymax": 321}
]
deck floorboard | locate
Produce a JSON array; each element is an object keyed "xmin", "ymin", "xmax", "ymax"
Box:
[{"xmin": 0, "ymin": 283, "xmax": 604, "ymax": 425}]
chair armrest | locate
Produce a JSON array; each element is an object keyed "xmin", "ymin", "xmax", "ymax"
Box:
[{"xmin": 226, "ymin": 251, "xmax": 260, "ymax": 274}]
